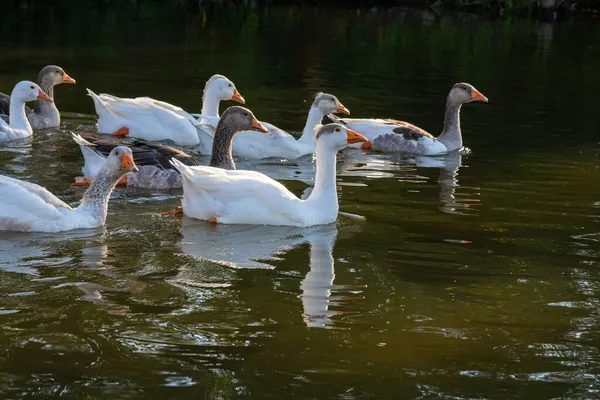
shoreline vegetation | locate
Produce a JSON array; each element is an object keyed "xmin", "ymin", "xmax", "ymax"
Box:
[{"xmin": 169, "ymin": 0, "xmax": 600, "ymax": 18}]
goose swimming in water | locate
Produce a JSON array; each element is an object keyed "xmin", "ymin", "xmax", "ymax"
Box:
[
  {"xmin": 0, "ymin": 65, "xmax": 76, "ymax": 129},
  {"xmin": 328, "ymin": 83, "xmax": 488, "ymax": 155},
  {"xmin": 0, "ymin": 81, "xmax": 54, "ymax": 142},
  {"xmin": 0, "ymin": 146, "xmax": 138, "ymax": 232},
  {"xmin": 74, "ymin": 106, "xmax": 268, "ymax": 191}
]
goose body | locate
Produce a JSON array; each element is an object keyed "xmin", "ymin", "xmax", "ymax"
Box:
[
  {"xmin": 199, "ymin": 93, "xmax": 354, "ymax": 160},
  {"xmin": 0, "ymin": 147, "xmax": 138, "ymax": 232},
  {"xmin": 74, "ymin": 106, "xmax": 266, "ymax": 190},
  {"xmin": 328, "ymin": 83, "xmax": 488, "ymax": 155},
  {"xmin": 0, "ymin": 81, "xmax": 53, "ymax": 142},
  {"xmin": 170, "ymin": 124, "xmax": 369, "ymax": 227},
  {"xmin": 87, "ymin": 74, "xmax": 245, "ymax": 148},
  {"xmin": 0, "ymin": 65, "xmax": 76, "ymax": 129}
]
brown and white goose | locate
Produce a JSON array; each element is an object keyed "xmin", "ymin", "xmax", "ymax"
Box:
[
  {"xmin": 0, "ymin": 65, "xmax": 76, "ymax": 129},
  {"xmin": 328, "ymin": 83, "xmax": 488, "ymax": 155}
]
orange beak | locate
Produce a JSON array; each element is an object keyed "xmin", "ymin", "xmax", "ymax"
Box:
[
  {"xmin": 250, "ymin": 116, "xmax": 268, "ymax": 133},
  {"xmin": 470, "ymin": 88, "xmax": 488, "ymax": 103},
  {"xmin": 37, "ymin": 90, "xmax": 53, "ymax": 102},
  {"xmin": 120, "ymin": 153, "xmax": 139, "ymax": 172},
  {"xmin": 62, "ymin": 73, "xmax": 76, "ymax": 84},
  {"xmin": 337, "ymin": 102, "xmax": 350, "ymax": 115},
  {"xmin": 231, "ymin": 89, "xmax": 245, "ymax": 104},
  {"xmin": 346, "ymin": 128, "xmax": 369, "ymax": 144}
]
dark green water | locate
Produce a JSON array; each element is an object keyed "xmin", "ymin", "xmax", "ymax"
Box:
[{"xmin": 1, "ymin": 2, "xmax": 600, "ymax": 398}]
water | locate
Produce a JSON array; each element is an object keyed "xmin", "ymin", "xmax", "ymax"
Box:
[{"xmin": 1, "ymin": 2, "xmax": 600, "ymax": 398}]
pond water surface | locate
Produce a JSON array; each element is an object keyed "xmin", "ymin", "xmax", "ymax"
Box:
[{"xmin": 0, "ymin": 2, "xmax": 600, "ymax": 399}]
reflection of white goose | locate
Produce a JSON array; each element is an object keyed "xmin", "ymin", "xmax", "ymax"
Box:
[
  {"xmin": 299, "ymin": 225, "xmax": 338, "ymax": 329},
  {"xmin": 179, "ymin": 220, "xmax": 356, "ymax": 328}
]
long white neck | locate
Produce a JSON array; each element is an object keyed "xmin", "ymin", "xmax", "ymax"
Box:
[
  {"xmin": 305, "ymin": 144, "xmax": 338, "ymax": 213},
  {"xmin": 201, "ymin": 88, "xmax": 221, "ymax": 119},
  {"xmin": 9, "ymin": 95, "xmax": 32, "ymax": 133},
  {"xmin": 297, "ymin": 106, "xmax": 324, "ymax": 145},
  {"xmin": 76, "ymin": 166, "xmax": 124, "ymax": 224}
]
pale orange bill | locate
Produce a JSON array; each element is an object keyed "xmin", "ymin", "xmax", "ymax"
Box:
[
  {"xmin": 250, "ymin": 117, "xmax": 268, "ymax": 133},
  {"xmin": 62, "ymin": 73, "xmax": 76, "ymax": 84},
  {"xmin": 120, "ymin": 153, "xmax": 139, "ymax": 172},
  {"xmin": 346, "ymin": 128, "xmax": 368, "ymax": 144},
  {"xmin": 337, "ymin": 102, "xmax": 350, "ymax": 115},
  {"xmin": 231, "ymin": 89, "xmax": 245, "ymax": 104},
  {"xmin": 37, "ymin": 90, "xmax": 53, "ymax": 102},
  {"xmin": 471, "ymin": 88, "xmax": 488, "ymax": 103}
]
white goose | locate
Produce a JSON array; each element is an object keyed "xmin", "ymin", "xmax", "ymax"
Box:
[
  {"xmin": 0, "ymin": 146, "xmax": 138, "ymax": 232},
  {"xmin": 0, "ymin": 81, "xmax": 53, "ymax": 142},
  {"xmin": 87, "ymin": 74, "xmax": 245, "ymax": 147},
  {"xmin": 198, "ymin": 92, "xmax": 357, "ymax": 160},
  {"xmin": 169, "ymin": 123, "xmax": 369, "ymax": 227},
  {"xmin": 328, "ymin": 83, "xmax": 488, "ymax": 155}
]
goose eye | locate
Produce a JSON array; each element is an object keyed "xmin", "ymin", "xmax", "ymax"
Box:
[
  {"xmin": 244, "ymin": 113, "xmax": 248, "ymax": 116},
  {"xmin": 30, "ymin": 86, "xmax": 34, "ymax": 89},
  {"xmin": 115, "ymin": 151, "xmax": 119, "ymax": 155},
  {"xmin": 335, "ymin": 127, "xmax": 341, "ymax": 132},
  {"xmin": 56, "ymin": 70, "xmax": 61, "ymax": 74},
  {"xmin": 228, "ymin": 84, "xmax": 232, "ymax": 88}
]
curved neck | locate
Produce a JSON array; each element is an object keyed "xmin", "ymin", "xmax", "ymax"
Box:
[
  {"xmin": 437, "ymin": 99, "xmax": 463, "ymax": 151},
  {"xmin": 9, "ymin": 95, "xmax": 31, "ymax": 132},
  {"xmin": 306, "ymin": 144, "xmax": 338, "ymax": 207},
  {"xmin": 34, "ymin": 79, "xmax": 58, "ymax": 116},
  {"xmin": 201, "ymin": 88, "xmax": 221, "ymax": 119},
  {"xmin": 77, "ymin": 166, "xmax": 125, "ymax": 223},
  {"xmin": 209, "ymin": 124, "xmax": 236, "ymax": 170},
  {"xmin": 297, "ymin": 106, "xmax": 324, "ymax": 144}
]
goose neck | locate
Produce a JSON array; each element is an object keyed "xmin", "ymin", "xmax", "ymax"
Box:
[
  {"xmin": 8, "ymin": 95, "xmax": 31, "ymax": 132},
  {"xmin": 437, "ymin": 99, "xmax": 463, "ymax": 151},
  {"xmin": 34, "ymin": 80, "xmax": 58, "ymax": 115},
  {"xmin": 298, "ymin": 106, "xmax": 324, "ymax": 144},
  {"xmin": 306, "ymin": 144, "xmax": 338, "ymax": 205},
  {"xmin": 201, "ymin": 88, "xmax": 221, "ymax": 118},
  {"xmin": 77, "ymin": 166, "xmax": 125, "ymax": 223},
  {"xmin": 209, "ymin": 123, "xmax": 236, "ymax": 170}
]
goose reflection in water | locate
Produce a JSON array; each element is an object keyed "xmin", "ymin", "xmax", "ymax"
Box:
[
  {"xmin": 415, "ymin": 152, "xmax": 481, "ymax": 216},
  {"xmin": 180, "ymin": 218, "xmax": 360, "ymax": 328}
]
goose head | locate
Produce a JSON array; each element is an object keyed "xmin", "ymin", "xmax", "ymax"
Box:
[
  {"xmin": 203, "ymin": 74, "xmax": 245, "ymax": 104},
  {"xmin": 449, "ymin": 83, "xmax": 488, "ymax": 105},
  {"xmin": 218, "ymin": 106, "xmax": 268, "ymax": 136},
  {"xmin": 39, "ymin": 65, "xmax": 76, "ymax": 87},
  {"xmin": 12, "ymin": 81, "xmax": 53, "ymax": 103},
  {"xmin": 315, "ymin": 123, "xmax": 370, "ymax": 151},
  {"xmin": 105, "ymin": 146, "xmax": 139, "ymax": 174},
  {"xmin": 313, "ymin": 92, "xmax": 350, "ymax": 115}
]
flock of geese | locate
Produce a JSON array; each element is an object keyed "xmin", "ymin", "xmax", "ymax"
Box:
[{"xmin": 0, "ymin": 65, "xmax": 488, "ymax": 233}]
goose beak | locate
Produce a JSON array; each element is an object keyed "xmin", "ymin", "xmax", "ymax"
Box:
[
  {"xmin": 231, "ymin": 89, "xmax": 245, "ymax": 104},
  {"xmin": 62, "ymin": 73, "xmax": 76, "ymax": 84},
  {"xmin": 37, "ymin": 90, "xmax": 53, "ymax": 102},
  {"xmin": 346, "ymin": 128, "xmax": 369, "ymax": 146},
  {"xmin": 250, "ymin": 116, "xmax": 268, "ymax": 133},
  {"xmin": 121, "ymin": 153, "xmax": 139, "ymax": 172},
  {"xmin": 337, "ymin": 102, "xmax": 350, "ymax": 115},
  {"xmin": 470, "ymin": 88, "xmax": 488, "ymax": 103}
]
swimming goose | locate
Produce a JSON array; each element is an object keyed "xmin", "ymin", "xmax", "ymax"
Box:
[
  {"xmin": 198, "ymin": 92, "xmax": 357, "ymax": 160},
  {"xmin": 328, "ymin": 83, "xmax": 488, "ymax": 155},
  {"xmin": 0, "ymin": 65, "xmax": 76, "ymax": 129},
  {"xmin": 0, "ymin": 146, "xmax": 138, "ymax": 232},
  {"xmin": 87, "ymin": 74, "xmax": 245, "ymax": 147},
  {"xmin": 0, "ymin": 81, "xmax": 53, "ymax": 142},
  {"xmin": 169, "ymin": 123, "xmax": 368, "ymax": 227},
  {"xmin": 74, "ymin": 106, "xmax": 267, "ymax": 190}
]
